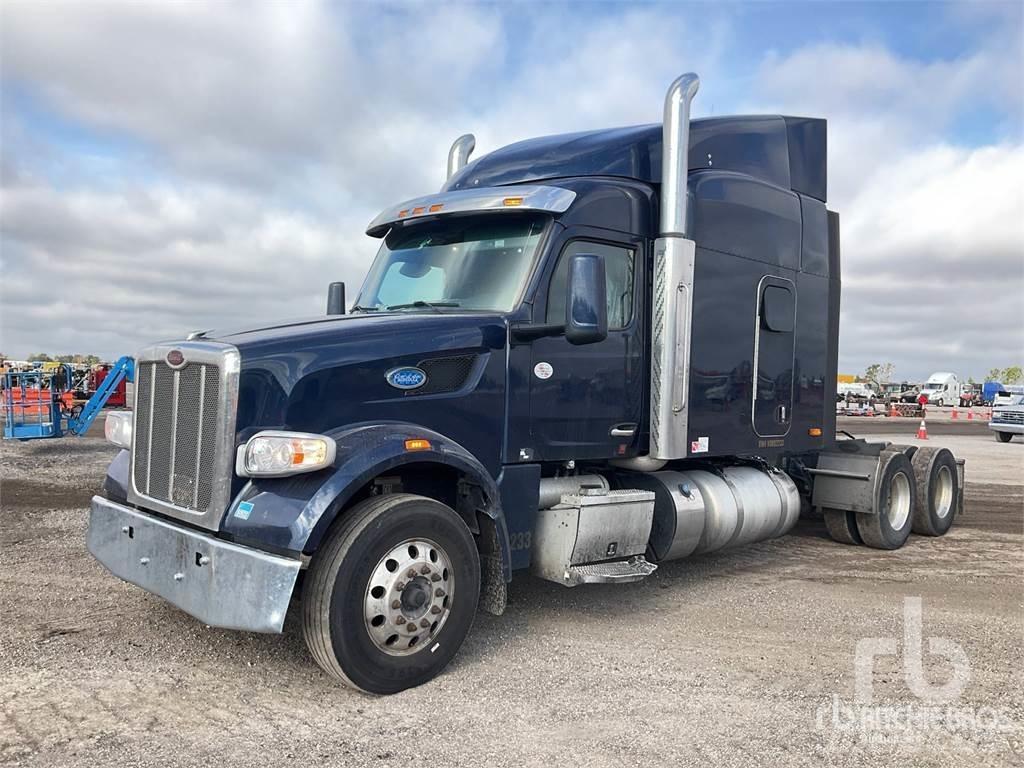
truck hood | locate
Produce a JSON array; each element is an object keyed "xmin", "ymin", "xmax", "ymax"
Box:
[{"xmin": 212, "ymin": 311, "xmax": 509, "ymax": 436}]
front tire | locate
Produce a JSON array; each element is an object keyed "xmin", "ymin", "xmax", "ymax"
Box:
[
  {"xmin": 303, "ymin": 493, "xmax": 480, "ymax": 694},
  {"xmin": 856, "ymin": 451, "xmax": 916, "ymax": 549},
  {"xmin": 995, "ymin": 431, "xmax": 1013, "ymax": 443}
]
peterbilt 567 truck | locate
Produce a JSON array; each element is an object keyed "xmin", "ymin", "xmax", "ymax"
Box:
[{"xmin": 88, "ymin": 73, "xmax": 964, "ymax": 694}]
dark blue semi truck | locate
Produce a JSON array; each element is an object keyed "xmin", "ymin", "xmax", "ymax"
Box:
[{"xmin": 88, "ymin": 73, "xmax": 964, "ymax": 694}]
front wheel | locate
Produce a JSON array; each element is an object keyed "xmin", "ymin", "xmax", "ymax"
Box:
[
  {"xmin": 303, "ymin": 493, "xmax": 480, "ymax": 694},
  {"xmin": 995, "ymin": 431, "xmax": 1014, "ymax": 443}
]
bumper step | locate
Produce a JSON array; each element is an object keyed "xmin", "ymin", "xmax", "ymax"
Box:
[{"xmin": 564, "ymin": 555, "xmax": 657, "ymax": 586}]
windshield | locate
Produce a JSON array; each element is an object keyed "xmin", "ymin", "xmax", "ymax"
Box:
[{"xmin": 355, "ymin": 214, "xmax": 547, "ymax": 312}]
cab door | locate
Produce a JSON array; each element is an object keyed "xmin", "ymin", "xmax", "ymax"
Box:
[{"xmin": 528, "ymin": 232, "xmax": 645, "ymax": 461}]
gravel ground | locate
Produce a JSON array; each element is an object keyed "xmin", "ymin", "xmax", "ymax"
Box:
[{"xmin": 1, "ymin": 419, "xmax": 1021, "ymax": 767}]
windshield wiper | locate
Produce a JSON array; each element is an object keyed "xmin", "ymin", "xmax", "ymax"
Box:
[
  {"xmin": 351, "ymin": 304, "xmax": 381, "ymax": 312},
  {"xmin": 386, "ymin": 300, "xmax": 461, "ymax": 313}
]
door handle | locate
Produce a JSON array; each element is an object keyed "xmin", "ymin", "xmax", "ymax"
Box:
[{"xmin": 610, "ymin": 423, "xmax": 637, "ymax": 438}]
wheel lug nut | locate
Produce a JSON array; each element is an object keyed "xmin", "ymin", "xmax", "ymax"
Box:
[
  {"xmin": 431, "ymin": 574, "xmax": 441, "ymax": 582},
  {"xmin": 391, "ymin": 599, "xmax": 401, "ymax": 609},
  {"xmin": 396, "ymin": 616, "xmax": 407, "ymax": 625},
  {"xmin": 406, "ymin": 623, "xmax": 416, "ymax": 632},
  {"xmin": 420, "ymin": 618, "xmax": 430, "ymax": 628},
  {"xmin": 396, "ymin": 582, "xmax": 405, "ymax": 591},
  {"xmin": 435, "ymin": 588, "xmax": 446, "ymax": 598},
  {"xmin": 407, "ymin": 569, "xmax": 418, "ymax": 579},
  {"xmin": 420, "ymin": 565, "xmax": 431, "ymax": 575},
  {"xmin": 430, "ymin": 605, "xmax": 441, "ymax": 615}
]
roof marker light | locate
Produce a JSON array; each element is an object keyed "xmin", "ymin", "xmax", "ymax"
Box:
[
  {"xmin": 404, "ymin": 438, "xmax": 432, "ymax": 451},
  {"xmin": 502, "ymin": 197, "xmax": 524, "ymax": 207}
]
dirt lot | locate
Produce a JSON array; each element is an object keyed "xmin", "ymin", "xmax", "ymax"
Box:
[{"xmin": 1, "ymin": 417, "xmax": 1021, "ymax": 767}]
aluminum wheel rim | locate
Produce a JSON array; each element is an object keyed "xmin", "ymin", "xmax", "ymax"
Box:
[
  {"xmin": 934, "ymin": 465, "xmax": 954, "ymax": 519},
  {"xmin": 364, "ymin": 538, "xmax": 454, "ymax": 656},
  {"xmin": 886, "ymin": 471, "xmax": 911, "ymax": 530}
]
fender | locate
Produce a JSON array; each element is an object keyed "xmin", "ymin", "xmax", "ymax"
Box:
[{"xmin": 221, "ymin": 422, "xmax": 513, "ymax": 580}]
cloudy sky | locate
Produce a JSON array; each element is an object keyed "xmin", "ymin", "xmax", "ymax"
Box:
[{"xmin": 1, "ymin": 0, "xmax": 1022, "ymax": 381}]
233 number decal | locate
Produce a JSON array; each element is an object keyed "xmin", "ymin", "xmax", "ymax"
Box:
[{"xmin": 509, "ymin": 531, "xmax": 532, "ymax": 551}]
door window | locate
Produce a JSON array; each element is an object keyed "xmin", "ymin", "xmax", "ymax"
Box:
[{"xmin": 546, "ymin": 241, "xmax": 635, "ymax": 329}]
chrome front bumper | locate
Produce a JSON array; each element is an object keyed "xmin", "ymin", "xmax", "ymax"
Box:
[
  {"xmin": 87, "ymin": 495, "xmax": 301, "ymax": 633},
  {"xmin": 989, "ymin": 422, "xmax": 1024, "ymax": 435}
]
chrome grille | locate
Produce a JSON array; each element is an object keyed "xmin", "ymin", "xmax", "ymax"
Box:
[
  {"xmin": 133, "ymin": 361, "xmax": 221, "ymax": 510},
  {"xmin": 994, "ymin": 410, "xmax": 1024, "ymax": 425},
  {"xmin": 128, "ymin": 341, "xmax": 239, "ymax": 531}
]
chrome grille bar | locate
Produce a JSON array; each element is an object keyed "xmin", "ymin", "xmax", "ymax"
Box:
[
  {"xmin": 193, "ymin": 366, "xmax": 207, "ymax": 509},
  {"xmin": 168, "ymin": 369, "xmax": 180, "ymax": 502}
]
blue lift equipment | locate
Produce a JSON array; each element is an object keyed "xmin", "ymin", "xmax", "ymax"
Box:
[{"xmin": 2, "ymin": 356, "xmax": 134, "ymax": 440}]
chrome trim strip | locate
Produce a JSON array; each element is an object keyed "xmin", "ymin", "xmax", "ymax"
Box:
[
  {"xmin": 127, "ymin": 340, "xmax": 240, "ymax": 532},
  {"xmin": 366, "ymin": 184, "xmax": 577, "ymax": 236},
  {"xmin": 87, "ymin": 495, "xmax": 300, "ymax": 634}
]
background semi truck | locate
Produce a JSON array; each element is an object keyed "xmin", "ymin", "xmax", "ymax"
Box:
[
  {"xmin": 87, "ymin": 73, "xmax": 964, "ymax": 694},
  {"xmin": 919, "ymin": 372, "xmax": 961, "ymax": 407}
]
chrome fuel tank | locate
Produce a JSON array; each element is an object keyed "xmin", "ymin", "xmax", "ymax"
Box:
[{"xmin": 630, "ymin": 466, "xmax": 801, "ymax": 562}]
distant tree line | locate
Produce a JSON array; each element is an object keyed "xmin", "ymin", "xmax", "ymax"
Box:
[
  {"xmin": 987, "ymin": 366, "xmax": 1023, "ymax": 385},
  {"xmin": 25, "ymin": 353, "xmax": 103, "ymax": 365},
  {"xmin": 860, "ymin": 362, "xmax": 1023, "ymax": 387}
]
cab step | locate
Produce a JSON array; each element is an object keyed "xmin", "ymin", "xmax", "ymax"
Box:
[{"xmin": 564, "ymin": 555, "xmax": 657, "ymax": 586}]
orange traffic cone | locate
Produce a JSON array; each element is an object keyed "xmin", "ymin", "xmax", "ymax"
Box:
[
  {"xmin": 889, "ymin": 403, "xmax": 899, "ymax": 417},
  {"xmin": 916, "ymin": 419, "xmax": 928, "ymax": 440},
  {"xmin": 967, "ymin": 409, "xmax": 974, "ymax": 421},
  {"xmin": 951, "ymin": 406, "xmax": 959, "ymax": 420}
]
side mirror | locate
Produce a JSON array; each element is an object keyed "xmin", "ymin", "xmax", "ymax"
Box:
[
  {"xmin": 565, "ymin": 253, "xmax": 607, "ymax": 345},
  {"xmin": 327, "ymin": 281, "xmax": 346, "ymax": 315}
]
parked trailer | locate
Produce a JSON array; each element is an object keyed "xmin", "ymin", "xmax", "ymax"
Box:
[{"xmin": 86, "ymin": 73, "xmax": 964, "ymax": 694}]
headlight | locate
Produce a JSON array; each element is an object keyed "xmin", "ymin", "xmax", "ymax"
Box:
[
  {"xmin": 104, "ymin": 410, "xmax": 133, "ymax": 449},
  {"xmin": 236, "ymin": 431, "xmax": 336, "ymax": 478}
]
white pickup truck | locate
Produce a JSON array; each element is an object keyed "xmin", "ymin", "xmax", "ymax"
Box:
[{"xmin": 990, "ymin": 395, "xmax": 1024, "ymax": 443}]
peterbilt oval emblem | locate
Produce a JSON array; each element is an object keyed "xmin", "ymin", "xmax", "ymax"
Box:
[
  {"xmin": 386, "ymin": 366, "xmax": 427, "ymax": 390},
  {"xmin": 166, "ymin": 349, "xmax": 185, "ymax": 367}
]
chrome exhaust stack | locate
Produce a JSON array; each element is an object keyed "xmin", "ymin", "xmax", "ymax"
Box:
[
  {"xmin": 649, "ymin": 73, "xmax": 700, "ymax": 461},
  {"xmin": 660, "ymin": 73, "xmax": 700, "ymax": 237},
  {"xmin": 446, "ymin": 134, "xmax": 476, "ymax": 180}
]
